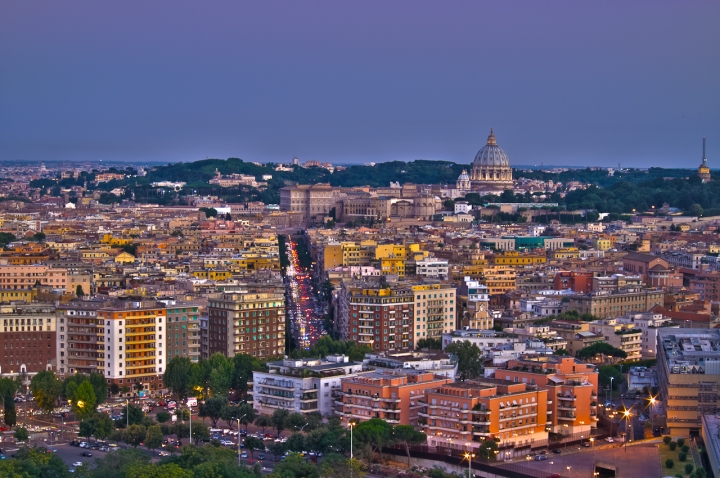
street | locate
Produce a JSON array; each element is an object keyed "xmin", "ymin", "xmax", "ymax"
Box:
[{"xmin": 284, "ymin": 238, "xmax": 326, "ymax": 350}]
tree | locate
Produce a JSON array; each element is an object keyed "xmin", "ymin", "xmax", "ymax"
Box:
[
  {"xmin": 199, "ymin": 396, "xmax": 226, "ymax": 427},
  {"xmin": 93, "ymin": 413, "xmax": 115, "ymax": 440},
  {"xmin": 478, "ymin": 438, "xmax": 499, "ymax": 460},
  {"xmin": 121, "ymin": 403, "xmax": 145, "ymax": 427},
  {"xmin": 244, "ymin": 436, "xmax": 264, "ymax": 459},
  {"xmin": 444, "ymin": 340, "xmax": 482, "ymax": 381},
  {"xmin": 79, "ymin": 418, "xmax": 96, "ymax": 439},
  {"xmin": 269, "ymin": 452, "xmax": 319, "ymax": 478},
  {"xmin": 15, "ymin": 426, "xmax": 29, "ymax": 442},
  {"xmin": 665, "ymin": 459, "xmax": 674, "ymax": 469},
  {"xmin": 416, "ymin": 338, "xmax": 442, "ymax": 350},
  {"xmin": 238, "ymin": 402, "xmax": 256, "ymax": 430},
  {"xmin": 679, "ymin": 452, "xmax": 687, "ymax": 462},
  {"xmin": 284, "ymin": 412, "xmax": 307, "ymax": 433},
  {"xmin": 598, "ymin": 366, "xmax": 623, "ymax": 390},
  {"xmin": 124, "ymin": 424, "xmax": 147, "ymax": 447},
  {"xmin": 110, "ymin": 383, "xmax": 120, "ymax": 397},
  {"xmin": 145, "ymin": 425, "xmax": 164, "ymax": 455},
  {"xmin": 354, "ymin": 418, "xmax": 393, "ymax": 460},
  {"xmin": 254, "ymin": 414, "xmax": 273, "ymax": 434},
  {"xmin": 76, "ymin": 285, "xmax": 85, "ymax": 297},
  {"xmin": 173, "ymin": 422, "xmax": 190, "ymax": 444},
  {"xmin": 127, "ymin": 463, "xmax": 193, "ymax": 478},
  {"xmin": 156, "ymin": 411, "xmax": 171, "ymax": 423},
  {"xmin": 199, "ymin": 207, "xmax": 217, "ymax": 218},
  {"xmin": 689, "ymin": 203, "xmax": 704, "ymax": 217},
  {"xmin": 669, "ymin": 441, "xmax": 678, "ymax": 451},
  {"xmin": 164, "ymin": 357, "xmax": 195, "ymax": 400},
  {"xmin": 31, "ymin": 232, "xmax": 46, "ymax": 242},
  {"xmin": 191, "ymin": 422, "xmax": 210, "ymax": 445},
  {"xmin": 269, "ymin": 442, "xmax": 286, "ymax": 460},
  {"xmin": 89, "ymin": 372, "xmax": 108, "ymax": 405},
  {"xmin": 555, "ymin": 348, "xmax": 570, "ymax": 356},
  {"xmin": 30, "ymin": 370, "xmax": 63, "ymax": 415},
  {"xmin": 207, "ymin": 353, "xmax": 233, "ymax": 397},
  {"xmin": 319, "ymin": 454, "xmax": 366, "ymax": 478},
  {"xmin": 663, "ymin": 436, "xmax": 672, "ymax": 445},
  {"xmin": 392, "ymin": 425, "xmax": 426, "ymax": 465},
  {"xmin": 285, "ymin": 432, "xmax": 305, "ymax": 452},
  {"xmin": 576, "ymin": 342, "xmax": 627, "ymax": 362},
  {"xmin": 272, "ymin": 408, "xmax": 290, "ymax": 437},
  {"xmin": 685, "ymin": 463, "xmax": 695, "ymax": 474},
  {"xmin": 73, "ymin": 380, "xmax": 98, "ymax": 420}
]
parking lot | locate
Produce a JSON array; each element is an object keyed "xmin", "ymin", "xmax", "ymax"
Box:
[{"xmin": 506, "ymin": 443, "xmax": 661, "ymax": 478}]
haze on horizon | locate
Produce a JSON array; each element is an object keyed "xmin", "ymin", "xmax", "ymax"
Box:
[{"xmin": 1, "ymin": 1, "xmax": 719, "ymax": 168}]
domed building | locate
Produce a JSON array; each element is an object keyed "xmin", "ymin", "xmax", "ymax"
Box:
[
  {"xmin": 470, "ymin": 129, "xmax": 513, "ymax": 190},
  {"xmin": 456, "ymin": 169, "xmax": 471, "ymax": 191}
]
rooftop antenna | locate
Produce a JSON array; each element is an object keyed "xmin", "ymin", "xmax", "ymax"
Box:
[{"xmin": 703, "ymin": 137, "xmax": 707, "ymax": 164}]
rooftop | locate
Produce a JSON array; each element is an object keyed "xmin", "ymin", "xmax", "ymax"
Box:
[{"xmin": 659, "ymin": 329, "xmax": 720, "ymax": 374}]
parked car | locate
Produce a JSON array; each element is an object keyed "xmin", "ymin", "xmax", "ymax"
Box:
[
  {"xmin": 258, "ymin": 453, "xmax": 265, "ymax": 460},
  {"xmin": 81, "ymin": 452, "xmax": 92, "ymax": 457},
  {"xmin": 605, "ymin": 437, "xmax": 614, "ymax": 443},
  {"xmin": 240, "ymin": 451, "xmax": 248, "ymax": 458},
  {"xmin": 72, "ymin": 462, "xmax": 83, "ymax": 467},
  {"xmin": 535, "ymin": 455, "xmax": 547, "ymax": 461},
  {"xmin": 552, "ymin": 449, "xmax": 562, "ymax": 454}
]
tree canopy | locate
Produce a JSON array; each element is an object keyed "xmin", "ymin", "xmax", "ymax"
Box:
[
  {"xmin": 576, "ymin": 342, "xmax": 628, "ymax": 361},
  {"xmin": 444, "ymin": 340, "xmax": 482, "ymax": 381}
]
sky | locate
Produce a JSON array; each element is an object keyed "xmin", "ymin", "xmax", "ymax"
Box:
[{"xmin": 1, "ymin": 1, "xmax": 719, "ymax": 168}]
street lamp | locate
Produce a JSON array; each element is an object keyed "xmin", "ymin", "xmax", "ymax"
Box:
[
  {"xmin": 623, "ymin": 409, "xmax": 632, "ymax": 452},
  {"xmin": 296, "ymin": 423, "xmax": 309, "ymax": 433},
  {"xmin": 463, "ymin": 452, "xmax": 476, "ymax": 478},
  {"xmin": 348, "ymin": 422, "xmax": 356, "ymax": 460},
  {"xmin": 649, "ymin": 396, "xmax": 656, "ymax": 431}
]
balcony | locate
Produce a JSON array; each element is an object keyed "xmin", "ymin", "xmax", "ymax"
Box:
[
  {"xmin": 558, "ymin": 415, "xmax": 576, "ymax": 421},
  {"xmin": 557, "ymin": 395, "xmax": 576, "ymax": 401},
  {"xmin": 557, "ymin": 405, "xmax": 576, "ymax": 412}
]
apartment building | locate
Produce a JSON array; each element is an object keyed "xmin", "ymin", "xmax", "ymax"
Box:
[
  {"xmin": 412, "ymin": 284, "xmax": 456, "ymax": 340},
  {"xmin": 657, "ymin": 328, "xmax": 720, "ymax": 436},
  {"xmin": 588, "ymin": 318, "xmax": 643, "ymax": 361},
  {"xmin": 495, "ymin": 356, "xmax": 598, "ymax": 435},
  {"xmin": 208, "ymin": 290, "xmax": 286, "ymax": 359},
  {"xmin": 548, "ymin": 321, "xmax": 604, "ymax": 356},
  {"xmin": 482, "ymin": 266, "xmax": 517, "ymax": 296},
  {"xmin": 0, "ymin": 263, "xmax": 69, "ymax": 292},
  {"xmin": 420, "ymin": 379, "xmax": 549, "ymax": 452},
  {"xmin": 336, "ymin": 282, "xmax": 415, "ymax": 351},
  {"xmin": 98, "ymin": 302, "xmax": 167, "ymax": 394},
  {"xmin": 56, "ymin": 300, "xmax": 108, "ymax": 375},
  {"xmin": 362, "ymin": 350, "xmax": 458, "ymax": 379},
  {"xmin": 0, "ymin": 304, "xmax": 57, "ymax": 374},
  {"xmin": 688, "ymin": 271, "xmax": 720, "ymax": 302},
  {"xmin": 252, "ymin": 355, "xmax": 364, "ymax": 416},
  {"xmin": 491, "ymin": 251, "xmax": 546, "ymax": 267},
  {"xmin": 415, "ymin": 258, "xmax": 449, "ymax": 280},
  {"xmin": 163, "ymin": 303, "xmax": 201, "ymax": 362},
  {"xmin": 335, "ymin": 371, "xmax": 452, "ymax": 426},
  {"xmin": 566, "ymin": 288, "xmax": 664, "ymax": 319},
  {"xmin": 615, "ymin": 311, "xmax": 677, "ymax": 358}
]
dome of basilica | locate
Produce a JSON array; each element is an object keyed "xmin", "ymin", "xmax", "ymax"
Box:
[{"xmin": 472, "ymin": 129, "xmax": 510, "ymax": 169}]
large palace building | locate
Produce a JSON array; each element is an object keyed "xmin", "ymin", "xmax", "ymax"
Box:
[{"xmin": 469, "ymin": 129, "xmax": 513, "ymax": 191}]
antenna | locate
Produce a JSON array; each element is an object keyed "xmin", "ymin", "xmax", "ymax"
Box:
[{"xmin": 703, "ymin": 137, "xmax": 707, "ymax": 163}]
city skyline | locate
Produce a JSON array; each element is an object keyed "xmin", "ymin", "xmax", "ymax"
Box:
[{"xmin": 1, "ymin": 1, "xmax": 719, "ymax": 167}]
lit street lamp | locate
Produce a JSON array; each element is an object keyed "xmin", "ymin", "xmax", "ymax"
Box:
[
  {"xmin": 463, "ymin": 452, "xmax": 476, "ymax": 478},
  {"xmin": 623, "ymin": 409, "xmax": 632, "ymax": 452}
]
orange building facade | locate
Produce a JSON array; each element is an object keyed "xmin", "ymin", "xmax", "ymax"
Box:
[
  {"xmin": 336, "ymin": 372, "xmax": 452, "ymax": 427},
  {"xmin": 496, "ymin": 356, "xmax": 599, "ymax": 435},
  {"xmin": 420, "ymin": 380, "xmax": 549, "ymax": 453}
]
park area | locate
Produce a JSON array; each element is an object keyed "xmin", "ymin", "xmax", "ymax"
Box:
[{"xmin": 658, "ymin": 436, "xmax": 703, "ymax": 478}]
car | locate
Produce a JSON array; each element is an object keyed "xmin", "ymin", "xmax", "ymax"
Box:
[
  {"xmin": 548, "ymin": 474, "xmax": 561, "ymax": 478},
  {"xmin": 535, "ymin": 455, "xmax": 547, "ymax": 461},
  {"xmin": 308, "ymin": 451, "xmax": 316, "ymax": 457},
  {"xmin": 582, "ymin": 442, "xmax": 591, "ymax": 447},
  {"xmin": 605, "ymin": 437, "xmax": 614, "ymax": 443},
  {"xmin": 258, "ymin": 453, "xmax": 265, "ymax": 460},
  {"xmin": 248, "ymin": 458, "xmax": 253, "ymax": 464},
  {"xmin": 0, "ymin": 455, "xmax": 5, "ymax": 460},
  {"xmin": 49, "ymin": 448, "xmax": 58, "ymax": 453},
  {"xmin": 552, "ymin": 449, "xmax": 562, "ymax": 454},
  {"xmin": 73, "ymin": 462, "xmax": 83, "ymax": 467},
  {"xmin": 82, "ymin": 452, "xmax": 92, "ymax": 457},
  {"xmin": 68, "ymin": 468, "xmax": 76, "ymax": 474},
  {"xmin": 99, "ymin": 446, "xmax": 110, "ymax": 452},
  {"xmin": 159, "ymin": 451, "xmax": 171, "ymax": 457},
  {"xmin": 79, "ymin": 442, "xmax": 88, "ymax": 448},
  {"xmin": 241, "ymin": 451, "xmax": 248, "ymax": 458}
]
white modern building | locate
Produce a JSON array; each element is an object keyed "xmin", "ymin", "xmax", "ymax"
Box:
[
  {"xmin": 415, "ymin": 258, "xmax": 449, "ymax": 280},
  {"xmin": 252, "ymin": 355, "xmax": 365, "ymax": 416}
]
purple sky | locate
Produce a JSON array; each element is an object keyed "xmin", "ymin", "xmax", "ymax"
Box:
[{"xmin": 1, "ymin": 1, "xmax": 719, "ymax": 167}]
